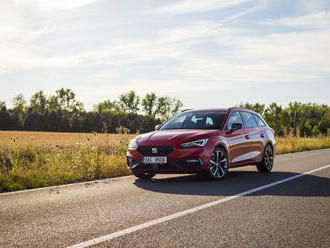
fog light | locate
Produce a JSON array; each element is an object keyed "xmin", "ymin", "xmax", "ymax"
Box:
[
  {"xmin": 186, "ymin": 159, "xmax": 199, "ymax": 163},
  {"xmin": 185, "ymin": 158, "xmax": 204, "ymax": 168},
  {"xmin": 127, "ymin": 157, "xmax": 139, "ymax": 168},
  {"xmin": 127, "ymin": 157, "xmax": 134, "ymax": 164}
]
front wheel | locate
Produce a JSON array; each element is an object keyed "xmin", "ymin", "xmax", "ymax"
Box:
[
  {"xmin": 132, "ymin": 171, "xmax": 156, "ymax": 179},
  {"xmin": 207, "ymin": 147, "xmax": 229, "ymax": 180},
  {"xmin": 257, "ymin": 144, "xmax": 274, "ymax": 172}
]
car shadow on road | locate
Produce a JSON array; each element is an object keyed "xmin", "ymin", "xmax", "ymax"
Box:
[{"xmin": 133, "ymin": 170, "xmax": 330, "ymax": 197}]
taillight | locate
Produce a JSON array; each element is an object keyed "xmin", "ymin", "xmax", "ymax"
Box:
[{"xmin": 272, "ymin": 130, "xmax": 275, "ymax": 137}]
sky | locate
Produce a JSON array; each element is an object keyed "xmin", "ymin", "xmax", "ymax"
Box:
[{"xmin": 0, "ymin": 0, "xmax": 330, "ymax": 110}]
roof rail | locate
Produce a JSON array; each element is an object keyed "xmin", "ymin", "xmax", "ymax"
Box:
[
  {"xmin": 228, "ymin": 106, "xmax": 251, "ymax": 111},
  {"xmin": 181, "ymin": 109, "xmax": 193, "ymax": 112}
]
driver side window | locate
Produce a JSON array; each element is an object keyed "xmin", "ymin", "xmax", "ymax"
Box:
[{"xmin": 226, "ymin": 112, "xmax": 243, "ymax": 130}]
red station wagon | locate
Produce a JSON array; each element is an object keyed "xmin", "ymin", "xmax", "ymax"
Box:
[{"xmin": 127, "ymin": 107, "xmax": 276, "ymax": 180}]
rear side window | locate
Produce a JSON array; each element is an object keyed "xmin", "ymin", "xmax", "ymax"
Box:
[
  {"xmin": 253, "ymin": 114, "xmax": 266, "ymax": 127},
  {"xmin": 241, "ymin": 112, "xmax": 258, "ymax": 128},
  {"xmin": 226, "ymin": 111, "xmax": 243, "ymax": 130}
]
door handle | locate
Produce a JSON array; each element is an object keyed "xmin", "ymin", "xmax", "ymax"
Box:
[
  {"xmin": 245, "ymin": 135, "xmax": 250, "ymax": 139},
  {"xmin": 260, "ymin": 133, "xmax": 265, "ymax": 138}
]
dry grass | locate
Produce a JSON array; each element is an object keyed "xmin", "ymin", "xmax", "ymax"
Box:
[
  {"xmin": 276, "ymin": 136, "xmax": 330, "ymax": 154},
  {"xmin": 0, "ymin": 130, "xmax": 135, "ymax": 148},
  {"xmin": 0, "ymin": 130, "xmax": 329, "ymax": 192},
  {"xmin": 0, "ymin": 130, "xmax": 134, "ymax": 192}
]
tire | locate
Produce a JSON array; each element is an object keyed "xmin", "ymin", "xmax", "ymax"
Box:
[
  {"xmin": 257, "ymin": 144, "xmax": 274, "ymax": 172},
  {"xmin": 132, "ymin": 171, "xmax": 156, "ymax": 179},
  {"xmin": 207, "ymin": 147, "xmax": 229, "ymax": 180}
]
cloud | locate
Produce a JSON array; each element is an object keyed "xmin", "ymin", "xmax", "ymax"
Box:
[
  {"xmin": 176, "ymin": 28, "xmax": 330, "ymax": 83},
  {"xmin": 302, "ymin": 0, "xmax": 329, "ymax": 13},
  {"xmin": 145, "ymin": 0, "xmax": 250, "ymax": 15},
  {"xmin": 16, "ymin": 0, "xmax": 102, "ymax": 13},
  {"xmin": 261, "ymin": 11, "xmax": 330, "ymax": 29},
  {"xmin": 78, "ymin": 20, "xmax": 330, "ymax": 98},
  {"xmin": 2, "ymin": 16, "xmax": 329, "ymax": 88},
  {"xmin": 223, "ymin": 0, "xmax": 267, "ymax": 22},
  {"xmin": 0, "ymin": 21, "xmax": 222, "ymax": 73},
  {"xmin": 1, "ymin": 0, "xmax": 330, "ymax": 110}
]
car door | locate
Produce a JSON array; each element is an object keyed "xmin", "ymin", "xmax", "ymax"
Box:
[
  {"xmin": 240, "ymin": 111, "xmax": 263, "ymax": 163},
  {"xmin": 224, "ymin": 111, "xmax": 250, "ymax": 166}
]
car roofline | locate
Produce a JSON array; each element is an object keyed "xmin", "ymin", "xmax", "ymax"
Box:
[
  {"xmin": 181, "ymin": 108, "xmax": 229, "ymax": 113},
  {"xmin": 181, "ymin": 107, "xmax": 258, "ymax": 113}
]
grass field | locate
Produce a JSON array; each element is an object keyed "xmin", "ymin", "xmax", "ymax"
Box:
[{"xmin": 0, "ymin": 130, "xmax": 330, "ymax": 192}]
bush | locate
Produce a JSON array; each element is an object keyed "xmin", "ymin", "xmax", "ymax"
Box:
[{"xmin": 0, "ymin": 134, "xmax": 132, "ymax": 192}]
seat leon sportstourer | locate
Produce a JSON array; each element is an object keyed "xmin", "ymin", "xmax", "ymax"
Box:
[{"xmin": 127, "ymin": 107, "xmax": 276, "ymax": 180}]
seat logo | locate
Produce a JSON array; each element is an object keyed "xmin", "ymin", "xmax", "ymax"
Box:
[{"xmin": 152, "ymin": 148, "xmax": 157, "ymax": 154}]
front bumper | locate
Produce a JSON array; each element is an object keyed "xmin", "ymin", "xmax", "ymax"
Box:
[
  {"xmin": 127, "ymin": 146, "xmax": 210, "ymax": 173},
  {"xmin": 127, "ymin": 157, "xmax": 205, "ymax": 173}
]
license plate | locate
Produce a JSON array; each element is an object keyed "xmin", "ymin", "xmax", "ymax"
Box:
[{"xmin": 142, "ymin": 156, "xmax": 167, "ymax": 164}]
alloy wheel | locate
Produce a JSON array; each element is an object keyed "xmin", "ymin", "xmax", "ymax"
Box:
[
  {"xmin": 264, "ymin": 145, "xmax": 274, "ymax": 170},
  {"xmin": 209, "ymin": 148, "xmax": 228, "ymax": 179}
]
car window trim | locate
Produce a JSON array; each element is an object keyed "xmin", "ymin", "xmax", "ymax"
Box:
[
  {"xmin": 225, "ymin": 111, "xmax": 245, "ymax": 130},
  {"xmin": 251, "ymin": 113, "xmax": 260, "ymax": 128},
  {"xmin": 240, "ymin": 111, "xmax": 258, "ymax": 129},
  {"xmin": 252, "ymin": 113, "xmax": 266, "ymax": 127},
  {"xmin": 238, "ymin": 111, "xmax": 247, "ymax": 129}
]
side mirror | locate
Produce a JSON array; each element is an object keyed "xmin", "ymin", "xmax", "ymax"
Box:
[
  {"xmin": 231, "ymin": 123, "xmax": 242, "ymax": 131},
  {"xmin": 155, "ymin": 124, "xmax": 161, "ymax": 130}
]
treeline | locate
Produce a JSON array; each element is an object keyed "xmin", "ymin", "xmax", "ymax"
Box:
[
  {"xmin": 0, "ymin": 88, "xmax": 329, "ymax": 136},
  {"xmin": 0, "ymin": 89, "xmax": 182, "ymax": 133},
  {"xmin": 239, "ymin": 103, "xmax": 330, "ymax": 137}
]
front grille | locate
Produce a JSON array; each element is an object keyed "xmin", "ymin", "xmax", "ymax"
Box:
[{"xmin": 137, "ymin": 146, "xmax": 175, "ymax": 156}]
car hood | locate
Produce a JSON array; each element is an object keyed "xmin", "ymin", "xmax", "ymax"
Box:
[{"xmin": 136, "ymin": 129, "xmax": 219, "ymax": 146}]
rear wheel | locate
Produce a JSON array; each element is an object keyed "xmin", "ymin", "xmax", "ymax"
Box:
[
  {"xmin": 132, "ymin": 171, "xmax": 156, "ymax": 179},
  {"xmin": 257, "ymin": 144, "xmax": 274, "ymax": 172},
  {"xmin": 207, "ymin": 147, "xmax": 228, "ymax": 180}
]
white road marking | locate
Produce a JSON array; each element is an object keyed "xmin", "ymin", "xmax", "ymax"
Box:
[
  {"xmin": 67, "ymin": 164, "xmax": 330, "ymax": 248},
  {"xmin": 0, "ymin": 175, "xmax": 133, "ymax": 196}
]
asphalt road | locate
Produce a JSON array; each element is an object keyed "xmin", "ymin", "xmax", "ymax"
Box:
[{"xmin": 1, "ymin": 149, "xmax": 330, "ymax": 248}]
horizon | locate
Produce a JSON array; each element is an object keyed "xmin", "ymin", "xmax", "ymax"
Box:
[
  {"xmin": 1, "ymin": 0, "xmax": 330, "ymax": 110},
  {"xmin": 1, "ymin": 88, "xmax": 329, "ymax": 112}
]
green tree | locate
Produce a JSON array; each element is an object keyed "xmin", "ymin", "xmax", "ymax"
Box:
[
  {"xmin": 3, "ymin": 88, "xmax": 330, "ymax": 136},
  {"xmin": 0, "ymin": 101, "xmax": 12, "ymax": 130},
  {"xmin": 142, "ymin": 92, "xmax": 157, "ymax": 117},
  {"xmin": 58, "ymin": 88, "xmax": 84, "ymax": 112},
  {"xmin": 13, "ymin": 94, "xmax": 26, "ymax": 112},
  {"xmin": 239, "ymin": 103, "xmax": 265, "ymax": 115},
  {"xmin": 29, "ymin": 90, "xmax": 47, "ymax": 114},
  {"xmin": 263, "ymin": 103, "xmax": 284, "ymax": 135},
  {"xmin": 12, "ymin": 94, "xmax": 27, "ymax": 129},
  {"xmin": 156, "ymin": 96, "xmax": 183, "ymax": 122},
  {"xmin": 94, "ymin": 100, "xmax": 120, "ymax": 112},
  {"xmin": 48, "ymin": 88, "xmax": 84, "ymax": 113},
  {"xmin": 119, "ymin": 91, "xmax": 140, "ymax": 113}
]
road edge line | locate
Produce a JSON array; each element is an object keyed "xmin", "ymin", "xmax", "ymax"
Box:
[{"xmin": 0, "ymin": 175, "xmax": 133, "ymax": 196}]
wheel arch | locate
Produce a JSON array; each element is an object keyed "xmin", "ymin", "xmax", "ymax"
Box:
[
  {"xmin": 265, "ymin": 141, "xmax": 274, "ymax": 151},
  {"xmin": 261, "ymin": 141, "xmax": 275, "ymax": 160},
  {"xmin": 214, "ymin": 142, "xmax": 228, "ymax": 154}
]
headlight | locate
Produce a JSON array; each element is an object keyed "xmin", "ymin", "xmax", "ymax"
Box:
[
  {"xmin": 128, "ymin": 139, "xmax": 138, "ymax": 150},
  {"xmin": 181, "ymin": 138, "xmax": 208, "ymax": 148}
]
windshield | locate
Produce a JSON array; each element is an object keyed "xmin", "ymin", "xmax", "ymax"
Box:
[{"xmin": 160, "ymin": 111, "xmax": 227, "ymax": 130}]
